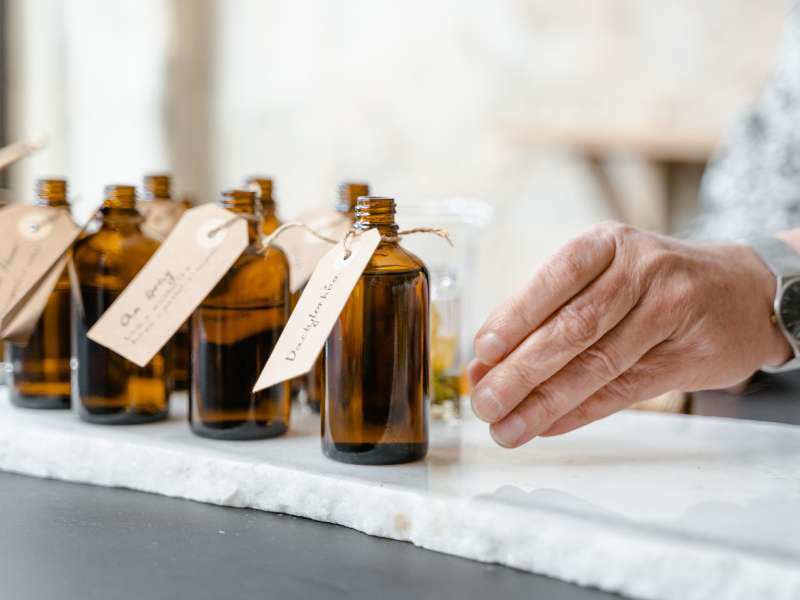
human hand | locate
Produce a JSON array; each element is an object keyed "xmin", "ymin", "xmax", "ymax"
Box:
[{"xmin": 469, "ymin": 222, "xmax": 791, "ymax": 447}]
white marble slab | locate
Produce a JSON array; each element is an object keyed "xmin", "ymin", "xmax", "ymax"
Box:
[{"xmin": 0, "ymin": 386, "xmax": 798, "ymax": 599}]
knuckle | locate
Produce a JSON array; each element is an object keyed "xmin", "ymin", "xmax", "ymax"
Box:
[
  {"xmin": 570, "ymin": 400, "xmax": 595, "ymax": 424},
  {"xmin": 587, "ymin": 221, "xmax": 623, "ymax": 252},
  {"xmin": 579, "ymin": 343, "xmax": 626, "ymax": 381},
  {"xmin": 592, "ymin": 219, "xmax": 622, "ymax": 234},
  {"xmin": 646, "ymin": 249, "xmax": 684, "ymax": 278},
  {"xmin": 555, "ymin": 301, "xmax": 600, "ymax": 349},
  {"xmin": 670, "ymin": 276, "xmax": 699, "ymax": 306},
  {"xmin": 608, "ymin": 220, "xmax": 634, "ymax": 237},
  {"xmin": 508, "ymin": 291, "xmax": 537, "ymax": 331},
  {"xmin": 651, "ymin": 275, "xmax": 697, "ymax": 326},
  {"xmin": 506, "ymin": 357, "xmax": 541, "ymax": 388},
  {"xmin": 532, "ymin": 386, "xmax": 563, "ymax": 423},
  {"xmin": 594, "ymin": 220, "xmax": 635, "ymax": 244},
  {"xmin": 604, "ymin": 371, "xmax": 639, "ymax": 401},
  {"xmin": 543, "ymin": 251, "xmax": 586, "ymax": 290}
]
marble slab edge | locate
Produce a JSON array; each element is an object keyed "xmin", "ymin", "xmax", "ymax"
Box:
[{"xmin": 0, "ymin": 413, "xmax": 797, "ymax": 600}]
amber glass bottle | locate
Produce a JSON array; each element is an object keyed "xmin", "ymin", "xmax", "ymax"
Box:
[
  {"xmin": 323, "ymin": 196, "xmax": 429, "ymax": 464},
  {"xmin": 189, "ymin": 189, "xmax": 291, "ymax": 440},
  {"xmin": 72, "ymin": 185, "xmax": 171, "ymax": 424},
  {"xmin": 5, "ymin": 179, "xmax": 72, "ymax": 409},
  {"xmin": 140, "ymin": 174, "xmax": 189, "ymax": 392},
  {"xmin": 306, "ymin": 182, "xmax": 370, "ymax": 413}
]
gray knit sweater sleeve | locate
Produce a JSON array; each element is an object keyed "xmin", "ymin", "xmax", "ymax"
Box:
[{"xmin": 695, "ymin": 8, "xmax": 800, "ymax": 241}]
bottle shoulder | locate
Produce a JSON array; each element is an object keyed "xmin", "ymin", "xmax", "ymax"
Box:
[
  {"xmin": 364, "ymin": 243, "xmax": 428, "ymax": 277},
  {"xmin": 261, "ymin": 215, "xmax": 281, "ymax": 235},
  {"xmin": 203, "ymin": 245, "xmax": 289, "ymax": 308},
  {"xmin": 73, "ymin": 225, "xmax": 159, "ymax": 288},
  {"xmin": 75, "ymin": 228, "xmax": 158, "ymax": 259}
]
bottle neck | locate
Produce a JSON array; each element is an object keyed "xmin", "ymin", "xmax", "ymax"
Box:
[
  {"xmin": 245, "ymin": 178, "xmax": 275, "ymax": 220},
  {"xmin": 142, "ymin": 175, "xmax": 172, "ymax": 202},
  {"xmin": 261, "ymin": 202, "xmax": 277, "ymax": 221},
  {"xmin": 354, "ymin": 197, "xmax": 398, "ymax": 240},
  {"xmin": 34, "ymin": 179, "xmax": 68, "ymax": 208},
  {"xmin": 219, "ymin": 190, "xmax": 261, "ymax": 246},
  {"xmin": 101, "ymin": 186, "xmax": 142, "ymax": 230}
]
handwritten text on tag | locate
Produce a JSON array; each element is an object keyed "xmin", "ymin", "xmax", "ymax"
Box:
[
  {"xmin": 87, "ymin": 204, "xmax": 248, "ymax": 367},
  {"xmin": 253, "ymin": 228, "xmax": 381, "ymax": 391}
]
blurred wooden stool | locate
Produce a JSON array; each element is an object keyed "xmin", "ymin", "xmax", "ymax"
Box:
[{"xmin": 630, "ymin": 390, "xmax": 687, "ymax": 413}]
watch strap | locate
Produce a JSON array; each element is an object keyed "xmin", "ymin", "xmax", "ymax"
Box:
[
  {"xmin": 748, "ymin": 236, "xmax": 800, "ymax": 278},
  {"xmin": 761, "ymin": 356, "xmax": 800, "ymax": 373},
  {"xmin": 748, "ymin": 236, "xmax": 800, "ymax": 372}
]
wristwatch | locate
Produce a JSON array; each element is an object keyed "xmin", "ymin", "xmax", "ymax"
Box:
[{"xmin": 749, "ymin": 237, "xmax": 800, "ymax": 372}]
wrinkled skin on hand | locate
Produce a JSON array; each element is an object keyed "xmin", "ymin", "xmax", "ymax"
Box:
[{"xmin": 470, "ymin": 222, "xmax": 791, "ymax": 448}]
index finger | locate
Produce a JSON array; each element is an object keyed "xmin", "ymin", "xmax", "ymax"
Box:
[{"xmin": 473, "ymin": 223, "xmax": 617, "ymax": 365}]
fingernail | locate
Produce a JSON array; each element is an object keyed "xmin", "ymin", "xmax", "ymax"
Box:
[
  {"xmin": 471, "ymin": 386, "xmax": 504, "ymax": 422},
  {"xmin": 475, "ymin": 332, "xmax": 506, "ymax": 364},
  {"xmin": 491, "ymin": 415, "xmax": 527, "ymax": 448}
]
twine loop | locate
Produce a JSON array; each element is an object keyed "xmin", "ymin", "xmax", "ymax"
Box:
[
  {"xmin": 206, "ymin": 213, "xmax": 261, "ymax": 239},
  {"xmin": 203, "ymin": 215, "xmax": 452, "ymax": 260},
  {"xmin": 342, "ymin": 227, "xmax": 453, "ymax": 259},
  {"xmin": 261, "ymin": 221, "xmax": 339, "ymax": 250}
]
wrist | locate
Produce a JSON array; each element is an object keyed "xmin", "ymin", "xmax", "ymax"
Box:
[{"xmin": 739, "ymin": 243, "xmax": 793, "ymax": 368}]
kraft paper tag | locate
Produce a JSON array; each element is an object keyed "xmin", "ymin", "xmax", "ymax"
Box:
[
  {"xmin": 0, "ymin": 255, "xmax": 69, "ymax": 343},
  {"xmin": 138, "ymin": 200, "xmax": 186, "ymax": 241},
  {"xmin": 253, "ymin": 227, "xmax": 381, "ymax": 391},
  {"xmin": 87, "ymin": 204, "xmax": 248, "ymax": 367},
  {"xmin": 276, "ymin": 206, "xmax": 350, "ymax": 293},
  {"xmin": 0, "ymin": 205, "xmax": 80, "ymax": 326}
]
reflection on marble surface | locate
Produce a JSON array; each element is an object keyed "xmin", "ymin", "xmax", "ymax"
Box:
[
  {"xmin": 433, "ymin": 406, "xmax": 800, "ymax": 562},
  {"xmin": 1, "ymin": 388, "xmax": 798, "ymax": 599}
]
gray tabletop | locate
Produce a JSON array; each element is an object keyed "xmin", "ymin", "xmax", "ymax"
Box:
[
  {"xmin": 1, "ymin": 373, "xmax": 797, "ymax": 600},
  {"xmin": 0, "ymin": 471, "xmax": 618, "ymax": 600}
]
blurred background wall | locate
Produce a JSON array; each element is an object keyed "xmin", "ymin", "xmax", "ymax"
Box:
[{"xmin": 4, "ymin": 0, "xmax": 792, "ymax": 329}]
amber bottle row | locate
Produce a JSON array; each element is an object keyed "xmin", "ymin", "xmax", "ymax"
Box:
[{"xmin": 3, "ymin": 176, "xmax": 430, "ymax": 465}]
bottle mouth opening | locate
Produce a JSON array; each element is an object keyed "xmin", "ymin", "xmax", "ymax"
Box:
[
  {"xmin": 354, "ymin": 196, "xmax": 398, "ymax": 233},
  {"xmin": 355, "ymin": 196, "xmax": 395, "ymax": 214}
]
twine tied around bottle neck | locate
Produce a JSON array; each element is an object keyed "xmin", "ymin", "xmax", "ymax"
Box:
[
  {"xmin": 261, "ymin": 221, "xmax": 339, "ymax": 248},
  {"xmin": 341, "ymin": 226, "xmax": 452, "ymax": 259},
  {"xmin": 207, "ymin": 217, "xmax": 452, "ymax": 258},
  {"xmin": 206, "ymin": 213, "xmax": 262, "ymax": 239}
]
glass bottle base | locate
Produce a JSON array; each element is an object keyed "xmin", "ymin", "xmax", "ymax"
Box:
[
  {"xmin": 322, "ymin": 441, "xmax": 427, "ymax": 465},
  {"xmin": 78, "ymin": 407, "xmax": 168, "ymax": 425},
  {"xmin": 10, "ymin": 393, "xmax": 70, "ymax": 410},
  {"xmin": 190, "ymin": 420, "xmax": 288, "ymax": 441}
]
